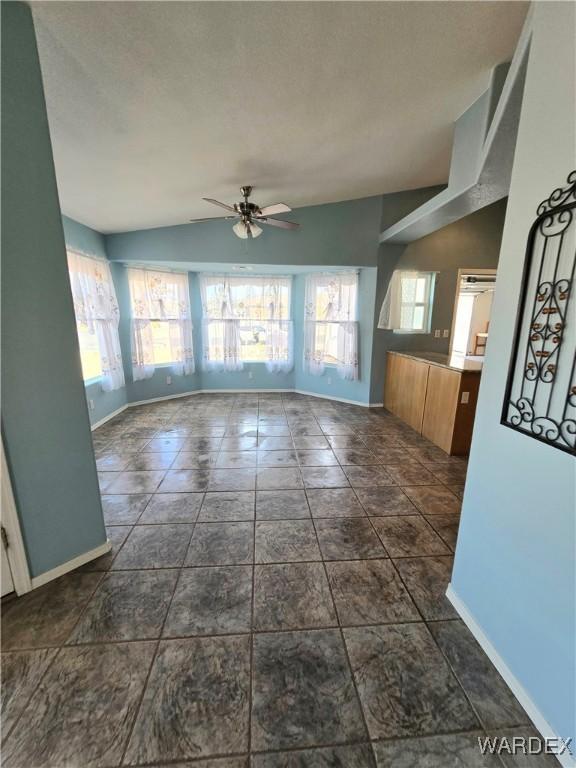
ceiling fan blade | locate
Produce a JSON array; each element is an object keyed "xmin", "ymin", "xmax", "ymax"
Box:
[
  {"xmin": 202, "ymin": 197, "xmax": 237, "ymax": 213},
  {"xmin": 258, "ymin": 203, "xmax": 292, "ymax": 216},
  {"xmin": 256, "ymin": 217, "xmax": 299, "ymax": 230},
  {"xmin": 189, "ymin": 215, "xmax": 238, "ymax": 223}
]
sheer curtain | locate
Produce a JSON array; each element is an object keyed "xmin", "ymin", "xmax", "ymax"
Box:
[
  {"xmin": 67, "ymin": 250, "xmax": 125, "ymax": 392},
  {"xmin": 304, "ymin": 271, "xmax": 359, "ymax": 380},
  {"xmin": 127, "ymin": 268, "xmax": 194, "ymax": 381},
  {"xmin": 199, "ymin": 275, "xmax": 293, "ymax": 373}
]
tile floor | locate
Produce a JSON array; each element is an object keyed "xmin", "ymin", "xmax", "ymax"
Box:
[{"xmin": 1, "ymin": 393, "xmax": 551, "ymax": 767}]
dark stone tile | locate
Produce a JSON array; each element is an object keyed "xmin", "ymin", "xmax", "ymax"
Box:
[
  {"xmin": 198, "ymin": 491, "xmax": 255, "ymax": 522},
  {"xmin": 430, "ymin": 621, "xmax": 529, "ymax": 728},
  {"xmin": 124, "ymin": 636, "xmax": 250, "ymax": 763},
  {"xmin": 256, "ymin": 490, "xmax": 311, "ymax": 520},
  {"xmin": 1, "ymin": 573, "xmax": 101, "ymax": 650},
  {"xmin": 315, "ymin": 519, "xmax": 386, "ymax": 560},
  {"xmin": 355, "ymin": 487, "xmax": 417, "ymax": 516},
  {"xmin": 112, "ymin": 524, "xmax": 194, "ymax": 569},
  {"xmin": 342, "ymin": 466, "xmax": 395, "ymax": 488},
  {"xmin": 426, "ymin": 463, "xmax": 468, "ymax": 484},
  {"xmin": 333, "ymin": 448, "xmax": 380, "ymax": 466},
  {"xmin": 80, "ymin": 525, "xmax": 132, "ymax": 571},
  {"xmin": 385, "ymin": 465, "xmax": 441, "ymax": 486},
  {"xmin": 344, "ymin": 623, "xmax": 478, "ymax": 739},
  {"xmin": 394, "ymin": 556, "xmax": 457, "ymax": 621},
  {"xmin": 372, "ymin": 516, "xmax": 450, "ymax": 557},
  {"xmin": 292, "ymin": 436, "xmax": 330, "ymax": 450},
  {"xmin": 98, "ymin": 471, "xmax": 118, "ymax": 492},
  {"xmin": 124, "ymin": 452, "xmax": 178, "ymax": 471},
  {"xmin": 404, "ymin": 445, "xmax": 454, "ymax": 464},
  {"xmin": 208, "ymin": 469, "xmax": 256, "ymax": 491},
  {"xmin": 96, "ymin": 453, "xmax": 132, "ymax": 472},
  {"xmin": 254, "ymin": 563, "xmax": 337, "ymax": 631},
  {"xmin": 68, "ymin": 570, "xmax": 178, "ymax": 643},
  {"xmin": 252, "ymin": 743, "xmax": 376, "ymax": 767},
  {"xmin": 101, "ymin": 494, "xmax": 151, "ymax": 525},
  {"xmin": 255, "ymin": 520, "xmax": 321, "ymax": 563},
  {"xmin": 257, "ymin": 450, "xmax": 299, "ymax": 468},
  {"xmin": 107, "ymin": 470, "xmax": 166, "ymax": 494},
  {"xmin": 402, "ymin": 486, "xmax": 461, "ymax": 515},
  {"xmin": 181, "ymin": 436, "xmax": 224, "ymax": 452},
  {"xmin": 1, "ymin": 648, "xmax": 58, "ymax": 742},
  {"xmin": 157, "ymin": 469, "xmax": 210, "ymax": 492},
  {"xmin": 258, "ymin": 425, "xmax": 291, "ymax": 437},
  {"xmin": 326, "ymin": 560, "xmax": 419, "ymax": 625},
  {"xmin": 367, "ymin": 446, "xmax": 412, "ymax": 464},
  {"xmin": 374, "ymin": 732, "xmax": 499, "ymax": 767},
  {"xmin": 139, "ymin": 492, "xmax": 203, "ymax": 523},
  {"xmin": 424, "ymin": 514, "xmax": 460, "ymax": 551},
  {"xmin": 446, "ymin": 484, "xmax": 465, "ymax": 499},
  {"xmin": 186, "ymin": 522, "xmax": 254, "ymax": 565},
  {"xmin": 3, "ymin": 642, "xmax": 155, "ymax": 768},
  {"xmin": 257, "ymin": 467, "xmax": 304, "ymax": 490},
  {"xmin": 220, "ymin": 436, "xmax": 258, "ymax": 451},
  {"xmin": 326, "ymin": 435, "xmax": 366, "ymax": 449},
  {"xmin": 296, "ymin": 450, "xmax": 339, "ymax": 467},
  {"xmin": 258, "ymin": 436, "xmax": 295, "ymax": 451},
  {"xmin": 164, "ymin": 566, "xmax": 252, "ymax": 637},
  {"xmin": 145, "ymin": 760, "xmax": 249, "ymax": 768},
  {"xmin": 307, "ymin": 488, "xmax": 365, "ymax": 518},
  {"xmin": 301, "ymin": 466, "xmax": 349, "ymax": 489},
  {"xmin": 171, "ymin": 451, "xmax": 219, "ymax": 469},
  {"xmin": 251, "ymin": 629, "xmax": 365, "ymax": 750},
  {"xmin": 216, "ymin": 451, "xmax": 258, "ymax": 468},
  {"xmin": 143, "ymin": 436, "xmax": 186, "ymax": 452}
]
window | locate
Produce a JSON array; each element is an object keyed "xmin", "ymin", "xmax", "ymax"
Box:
[
  {"xmin": 127, "ymin": 268, "xmax": 194, "ymax": 381},
  {"xmin": 67, "ymin": 249, "xmax": 125, "ymax": 391},
  {"xmin": 199, "ymin": 275, "xmax": 293, "ymax": 373},
  {"xmin": 304, "ymin": 271, "xmax": 359, "ymax": 380},
  {"xmin": 378, "ymin": 270, "xmax": 435, "ymax": 333}
]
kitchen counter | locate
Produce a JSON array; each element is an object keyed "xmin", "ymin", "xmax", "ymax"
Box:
[{"xmin": 390, "ymin": 350, "xmax": 484, "ymax": 373}]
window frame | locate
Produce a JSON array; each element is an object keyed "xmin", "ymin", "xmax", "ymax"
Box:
[{"xmin": 393, "ymin": 271, "xmax": 436, "ymax": 334}]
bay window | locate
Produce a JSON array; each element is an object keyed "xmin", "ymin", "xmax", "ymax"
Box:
[
  {"xmin": 304, "ymin": 271, "xmax": 359, "ymax": 380},
  {"xmin": 199, "ymin": 275, "xmax": 293, "ymax": 373},
  {"xmin": 67, "ymin": 249, "xmax": 125, "ymax": 391},
  {"xmin": 127, "ymin": 268, "xmax": 194, "ymax": 381}
]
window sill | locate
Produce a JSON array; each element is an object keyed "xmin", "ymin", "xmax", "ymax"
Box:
[{"xmin": 84, "ymin": 376, "xmax": 103, "ymax": 387}]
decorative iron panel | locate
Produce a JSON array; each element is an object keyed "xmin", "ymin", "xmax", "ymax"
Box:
[{"xmin": 501, "ymin": 171, "xmax": 576, "ymax": 455}]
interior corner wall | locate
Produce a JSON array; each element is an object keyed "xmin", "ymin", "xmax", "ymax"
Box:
[
  {"xmin": 451, "ymin": 0, "xmax": 575, "ymax": 748},
  {"xmin": 369, "ymin": 198, "xmax": 507, "ymax": 403},
  {"xmin": 1, "ymin": 3, "xmax": 106, "ymax": 579}
]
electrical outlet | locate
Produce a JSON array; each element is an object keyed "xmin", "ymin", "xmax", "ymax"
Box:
[
  {"xmin": 248, "ymin": 371, "xmax": 253, "ymax": 380},
  {"xmin": 461, "ymin": 391, "xmax": 470, "ymax": 404},
  {"xmin": 166, "ymin": 376, "xmax": 172, "ymax": 385},
  {"xmin": 327, "ymin": 376, "xmax": 332, "ymax": 384},
  {"xmin": 443, "ymin": 329, "xmax": 450, "ymax": 338},
  {"xmin": 89, "ymin": 399, "xmax": 95, "ymax": 410},
  {"xmin": 434, "ymin": 329, "xmax": 441, "ymax": 338}
]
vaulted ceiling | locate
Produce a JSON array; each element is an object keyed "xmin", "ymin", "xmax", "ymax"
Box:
[{"xmin": 32, "ymin": 1, "xmax": 528, "ymax": 233}]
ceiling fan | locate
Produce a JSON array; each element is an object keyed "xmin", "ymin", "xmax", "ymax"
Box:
[{"xmin": 189, "ymin": 186, "xmax": 300, "ymax": 239}]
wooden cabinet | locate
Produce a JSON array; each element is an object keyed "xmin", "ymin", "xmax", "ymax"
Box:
[{"xmin": 384, "ymin": 352, "xmax": 481, "ymax": 455}]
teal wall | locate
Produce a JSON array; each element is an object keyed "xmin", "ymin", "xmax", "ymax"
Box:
[
  {"xmin": 370, "ymin": 195, "xmax": 507, "ymax": 402},
  {"xmin": 452, "ymin": 2, "xmax": 576, "ymax": 746},
  {"xmin": 1, "ymin": 3, "xmax": 106, "ymax": 579}
]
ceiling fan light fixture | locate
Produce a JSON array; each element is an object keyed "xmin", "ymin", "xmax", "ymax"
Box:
[{"xmin": 233, "ymin": 220, "xmax": 263, "ymax": 239}]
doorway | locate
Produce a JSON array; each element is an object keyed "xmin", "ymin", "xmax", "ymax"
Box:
[{"xmin": 450, "ymin": 269, "xmax": 497, "ymax": 357}]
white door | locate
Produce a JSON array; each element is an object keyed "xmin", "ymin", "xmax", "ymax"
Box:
[{"xmin": 1, "ymin": 533, "xmax": 14, "ymax": 597}]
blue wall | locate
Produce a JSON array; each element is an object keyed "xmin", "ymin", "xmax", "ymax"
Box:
[
  {"xmin": 451, "ymin": 3, "xmax": 575, "ymax": 747},
  {"xmin": 2, "ymin": 3, "xmax": 106, "ymax": 579}
]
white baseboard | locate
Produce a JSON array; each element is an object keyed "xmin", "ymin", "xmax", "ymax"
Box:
[
  {"xmin": 90, "ymin": 404, "xmax": 128, "ymax": 431},
  {"xmin": 446, "ymin": 584, "xmax": 574, "ymax": 768},
  {"xmin": 31, "ymin": 539, "xmax": 112, "ymax": 589}
]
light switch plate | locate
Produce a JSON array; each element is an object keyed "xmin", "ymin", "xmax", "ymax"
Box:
[
  {"xmin": 443, "ymin": 329, "xmax": 450, "ymax": 337},
  {"xmin": 166, "ymin": 376, "xmax": 172, "ymax": 385},
  {"xmin": 434, "ymin": 330, "xmax": 441, "ymax": 338},
  {"xmin": 461, "ymin": 391, "xmax": 470, "ymax": 404}
]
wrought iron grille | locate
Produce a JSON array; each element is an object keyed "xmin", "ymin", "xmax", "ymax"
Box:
[{"xmin": 501, "ymin": 170, "xmax": 576, "ymax": 455}]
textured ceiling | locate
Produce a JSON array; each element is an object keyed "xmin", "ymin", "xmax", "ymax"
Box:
[{"xmin": 32, "ymin": 1, "xmax": 528, "ymax": 234}]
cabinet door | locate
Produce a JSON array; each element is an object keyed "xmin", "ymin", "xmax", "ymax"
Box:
[
  {"xmin": 384, "ymin": 354, "xmax": 429, "ymax": 432},
  {"xmin": 421, "ymin": 365, "xmax": 460, "ymax": 453}
]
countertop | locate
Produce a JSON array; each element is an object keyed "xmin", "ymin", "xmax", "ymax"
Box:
[{"xmin": 389, "ymin": 350, "xmax": 484, "ymax": 373}]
